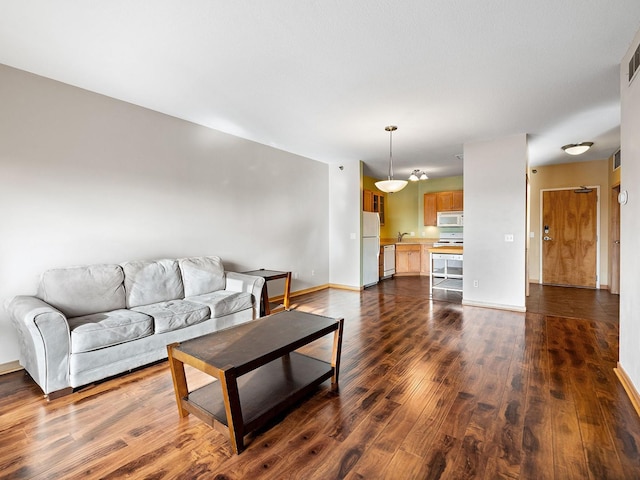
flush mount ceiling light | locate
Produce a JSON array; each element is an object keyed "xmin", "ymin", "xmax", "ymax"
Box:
[
  {"xmin": 561, "ymin": 142, "xmax": 594, "ymax": 155},
  {"xmin": 375, "ymin": 126, "xmax": 408, "ymax": 193},
  {"xmin": 409, "ymin": 169, "xmax": 429, "ymax": 181}
]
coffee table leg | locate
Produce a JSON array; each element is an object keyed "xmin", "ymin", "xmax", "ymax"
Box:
[
  {"xmin": 167, "ymin": 343, "xmax": 189, "ymax": 418},
  {"xmin": 219, "ymin": 366, "xmax": 245, "ymax": 454},
  {"xmin": 262, "ymin": 282, "xmax": 270, "ymax": 316},
  {"xmin": 331, "ymin": 319, "xmax": 344, "ymax": 388},
  {"xmin": 284, "ymin": 272, "xmax": 291, "ymax": 310}
]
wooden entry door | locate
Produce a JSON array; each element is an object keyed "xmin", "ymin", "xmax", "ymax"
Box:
[{"xmin": 542, "ymin": 188, "xmax": 598, "ymax": 287}]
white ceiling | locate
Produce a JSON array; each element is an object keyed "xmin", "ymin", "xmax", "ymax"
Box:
[{"xmin": 1, "ymin": 1, "xmax": 639, "ymax": 179}]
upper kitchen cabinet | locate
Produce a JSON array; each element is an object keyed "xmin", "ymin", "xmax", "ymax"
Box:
[
  {"xmin": 436, "ymin": 190, "xmax": 463, "ymax": 211},
  {"xmin": 424, "ymin": 190, "xmax": 463, "ymax": 226},
  {"xmin": 363, "ymin": 189, "xmax": 385, "ymax": 225},
  {"xmin": 424, "ymin": 193, "xmax": 437, "ymax": 226}
]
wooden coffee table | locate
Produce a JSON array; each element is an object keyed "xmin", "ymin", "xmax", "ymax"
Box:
[{"xmin": 167, "ymin": 310, "xmax": 343, "ymax": 454}]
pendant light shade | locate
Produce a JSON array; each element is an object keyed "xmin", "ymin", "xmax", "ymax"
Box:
[
  {"xmin": 375, "ymin": 179, "xmax": 408, "ymax": 193},
  {"xmin": 375, "ymin": 126, "xmax": 408, "ymax": 193},
  {"xmin": 561, "ymin": 142, "xmax": 593, "ymax": 155},
  {"xmin": 409, "ymin": 169, "xmax": 429, "ymax": 181}
]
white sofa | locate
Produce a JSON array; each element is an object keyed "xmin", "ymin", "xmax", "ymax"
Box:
[{"xmin": 5, "ymin": 256, "xmax": 265, "ymax": 399}]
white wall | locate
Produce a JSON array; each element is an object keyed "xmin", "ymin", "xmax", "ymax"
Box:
[
  {"xmin": 619, "ymin": 30, "xmax": 640, "ymax": 392},
  {"xmin": 0, "ymin": 64, "xmax": 330, "ymax": 366},
  {"xmin": 462, "ymin": 134, "xmax": 528, "ymax": 311},
  {"xmin": 328, "ymin": 161, "xmax": 362, "ymax": 289}
]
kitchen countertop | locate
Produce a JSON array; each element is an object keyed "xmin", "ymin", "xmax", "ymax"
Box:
[
  {"xmin": 380, "ymin": 238, "xmax": 438, "ymax": 246},
  {"xmin": 427, "ymin": 246, "xmax": 463, "ymax": 254}
]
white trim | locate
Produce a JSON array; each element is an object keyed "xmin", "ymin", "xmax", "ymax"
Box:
[
  {"xmin": 615, "ymin": 363, "xmax": 640, "ymax": 419},
  {"xmin": 539, "ymin": 186, "xmax": 601, "ymax": 288},
  {"xmin": 462, "ymin": 299, "xmax": 527, "ymax": 313},
  {"xmin": 0, "ymin": 361, "xmax": 23, "ymax": 375}
]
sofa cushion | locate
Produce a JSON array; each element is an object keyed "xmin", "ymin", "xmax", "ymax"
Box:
[
  {"xmin": 186, "ymin": 291, "xmax": 253, "ymax": 318},
  {"xmin": 38, "ymin": 264, "xmax": 126, "ymax": 318},
  {"xmin": 132, "ymin": 300, "xmax": 210, "ymax": 334},
  {"xmin": 68, "ymin": 309, "xmax": 153, "ymax": 353},
  {"xmin": 178, "ymin": 256, "xmax": 226, "ymax": 297},
  {"xmin": 123, "ymin": 259, "xmax": 184, "ymax": 308}
]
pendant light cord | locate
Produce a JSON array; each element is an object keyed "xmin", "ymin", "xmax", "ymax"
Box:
[
  {"xmin": 388, "ymin": 128, "xmax": 393, "ymax": 180},
  {"xmin": 386, "ymin": 125, "xmax": 397, "ymax": 180}
]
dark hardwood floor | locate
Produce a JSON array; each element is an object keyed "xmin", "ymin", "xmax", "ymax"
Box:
[{"xmin": 1, "ymin": 278, "xmax": 638, "ymax": 479}]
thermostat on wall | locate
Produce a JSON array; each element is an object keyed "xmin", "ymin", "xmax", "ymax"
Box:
[{"xmin": 618, "ymin": 190, "xmax": 628, "ymax": 205}]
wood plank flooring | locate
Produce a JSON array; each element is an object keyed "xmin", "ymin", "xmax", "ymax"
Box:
[{"xmin": 1, "ymin": 278, "xmax": 639, "ymax": 479}]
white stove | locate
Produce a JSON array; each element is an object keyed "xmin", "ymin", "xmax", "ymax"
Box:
[{"xmin": 433, "ymin": 232, "xmax": 464, "ymax": 247}]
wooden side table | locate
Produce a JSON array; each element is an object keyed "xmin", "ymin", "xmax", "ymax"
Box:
[{"xmin": 242, "ymin": 269, "xmax": 291, "ymax": 316}]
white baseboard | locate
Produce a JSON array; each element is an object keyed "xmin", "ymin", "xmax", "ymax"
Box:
[
  {"xmin": 328, "ymin": 283, "xmax": 361, "ymax": 292},
  {"xmin": 0, "ymin": 361, "xmax": 23, "ymax": 375},
  {"xmin": 615, "ymin": 363, "xmax": 640, "ymax": 419},
  {"xmin": 462, "ymin": 299, "xmax": 527, "ymax": 313}
]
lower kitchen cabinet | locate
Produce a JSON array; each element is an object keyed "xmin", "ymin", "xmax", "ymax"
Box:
[
  {"xmin": 420, "ymin": 244, "xmax": 434, "ymax": 275},
  {"xmin": 395, "ymin": 244, "xmax": 421, "ymax": 275}
]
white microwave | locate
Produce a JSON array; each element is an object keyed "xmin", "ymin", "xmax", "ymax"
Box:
[{"xmin": 437, "ymin": 211, "xmax": 463, "ymax": 227}]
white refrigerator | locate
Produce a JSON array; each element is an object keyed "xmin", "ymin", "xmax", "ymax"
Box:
[{"xmin": 362, "ymin": 212, "xmax": 380, "ymax": 287}]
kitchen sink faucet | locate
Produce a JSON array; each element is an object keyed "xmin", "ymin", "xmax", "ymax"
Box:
[{"xmin": 397, "ymin": 232, "xmax": 409, "ymax": 242}]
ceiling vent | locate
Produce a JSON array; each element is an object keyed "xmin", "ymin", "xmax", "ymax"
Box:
[{"xmin": 629, "ymin": 42, "xmax": 640, "ymax": 84}]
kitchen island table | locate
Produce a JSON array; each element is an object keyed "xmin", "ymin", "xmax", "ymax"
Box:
[{"xmin": 428, "ymin": 246, "xmax": 463, "ymax": 295}]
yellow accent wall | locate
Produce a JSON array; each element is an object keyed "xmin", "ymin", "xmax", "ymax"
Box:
[{"xmin": 528, "ymin": 159, "xmax": 610, "ymax": 286}]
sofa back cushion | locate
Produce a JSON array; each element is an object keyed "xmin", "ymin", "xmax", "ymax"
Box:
[
  {"xmin": 122, "ymin": 259, "xmax": 184, "ymax": 308},
  {"xmin": 38, "ymin": 264, "xmax": 126, "ymax": 317},
  {"xmin": 178, "ymin": 256, "xmax": 226, "ymax": 297}
]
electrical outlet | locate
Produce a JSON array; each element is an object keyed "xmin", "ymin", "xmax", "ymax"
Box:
[
  {"xmin": 473, "ymin": 280, "xmax": 479, "ymax": 288},
  {"xmin": 293, "ymin": 272, "xmax": 298, "ymax": 280},
  {"xmin": 311, "ymin": 270, "xmax": 315, "ymax": 276},
  {"xmin": 504, "ymin": 234, "xmax": 514, "ymax": 242}
]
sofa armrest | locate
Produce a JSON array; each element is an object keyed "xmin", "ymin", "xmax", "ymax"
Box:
[
  {"xmin": 5, "ymin": 296, "xmax": 71, "ymax": 395},
  {"xmin": 225, "ymin": 272, "xmax": 265, "ymax": 318}
]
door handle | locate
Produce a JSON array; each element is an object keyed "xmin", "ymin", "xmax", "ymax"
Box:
[
  {"xmin": 543, "ymin": 236, "xmax": 553, "ymax": 241},
  {"xmin": 614, "ymin": 240, "xmax": 620, "ymax": 244}
]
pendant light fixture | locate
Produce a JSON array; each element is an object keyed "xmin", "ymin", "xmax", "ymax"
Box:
[
  {"xmin": 375, "ymin": 126, "xmax": 408, "ymax": 193},
  {"xmin": 409, "ymin": 169, "xmax": 429, "ymax": 181}
]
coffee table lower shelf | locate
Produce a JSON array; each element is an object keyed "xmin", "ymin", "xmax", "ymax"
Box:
[{"xmin": 182, "ymin": 352, "xmax": 333, "ymax": 440}]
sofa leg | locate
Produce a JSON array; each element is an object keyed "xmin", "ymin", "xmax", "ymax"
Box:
[{"xmin": 46, "ymin": 387, "xmax": 74, "ymax": 401}]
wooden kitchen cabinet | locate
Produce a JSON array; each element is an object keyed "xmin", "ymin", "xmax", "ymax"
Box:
[
  {"xmin": 436, "ymin": 191, "xmax": 453, "ymax": 211},
  {"xmin": 420, "ymin": 244, "xmax": 434, "ymax": 275},
  {"xmin": 363, "ymin": 190, "xmax": 373, "ymax": 212},
  {"xmin": 424, "ymin": 193, "xmax": 437, "ymax": 226},
  {"xmin": 424, "ymin": 190, "xmax": 463, "ymax": 226},
  {"xmin": 395, "ymin": 244, "xmax": 421, "ymax": 275},
  {"xmin": 436, "ymin": 190, "xmax": 463, "ymax": 212},
  {"xmin": 451, "ymin": 190, "xmax": 463, "ymax": 210},
  {"xmin": 363, "ymin": 189, "xmax": 385, "ymax": 225}
]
